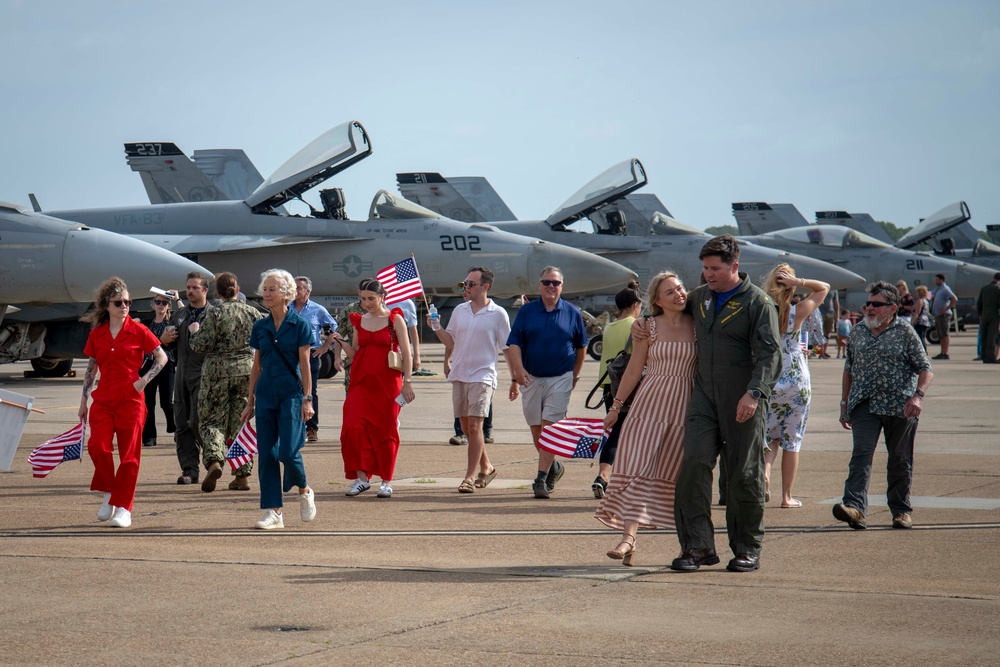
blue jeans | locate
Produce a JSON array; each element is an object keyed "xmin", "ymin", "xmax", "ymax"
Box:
[
  {"xmin": 256, "ymin": 391, "xmax": 308, "ymax": 510},
  {"xmin": 307, "ymin": 354, "xmax": 320, "ymax": 430},
  {"xmin": 842, "ymin": 400, "xmax": 916, "ymax": 516}
]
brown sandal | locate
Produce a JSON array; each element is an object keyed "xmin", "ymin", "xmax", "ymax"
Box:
[
  {"xmin": 458, "ymin": 479, "xmax": 475, "ymax": 493},
  {"xmin": 475, "ymin": 468, "xmax": 498, "ymax": 489}
]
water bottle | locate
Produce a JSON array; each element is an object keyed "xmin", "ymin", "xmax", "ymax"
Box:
[{"xmin": 428, "ymin": 304, "xmax": 441, "ymax": 331}]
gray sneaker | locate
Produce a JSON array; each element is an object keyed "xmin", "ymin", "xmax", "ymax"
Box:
[
  {"xmin": 532, "ymin": 478, "xmax": 550, "ymax": 499},
  {"xmin": 483, "ymin": 430, "xmax": 494, "ymax": 444},
  {"xmin": 448, "ymin": 435, "xmax": 468, "ymax": 446},
  {"xmin": 545, "ymin": 460, "xmax": 565, "ymax": 492}
]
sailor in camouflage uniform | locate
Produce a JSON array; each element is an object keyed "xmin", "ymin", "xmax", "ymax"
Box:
[
  {"xmin": 335, "ymin": 299, "xmax": 365, "ymax": 392},
  {"xmin": 189, "ymin": 272, "xmax": 263, "ymax": 492}
]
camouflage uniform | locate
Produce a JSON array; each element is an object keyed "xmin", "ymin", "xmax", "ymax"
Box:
[
  {"xmin": 336, "ymin": 300, "xmax": 364, "ymax": 391},
  {"xmin": 189, "ymin": 300, "xmax": 263, "ymax": 476}
]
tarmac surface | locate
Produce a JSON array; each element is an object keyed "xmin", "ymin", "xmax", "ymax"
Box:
[{"xmin": 1, "ymin": 334, "xmax": 998, "ymax": 666}]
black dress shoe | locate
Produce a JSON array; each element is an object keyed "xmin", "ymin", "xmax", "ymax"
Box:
[
  {"xmin": 670, "ymin": 548, "xmax": 720, "ymax": 572},
  {"xmin": 176, "ymin": 473, "xmax": 198, "ymax": 485},
  {"xmin": 727, "ymin": 553, "xmax": 760, "ymax": 572}
]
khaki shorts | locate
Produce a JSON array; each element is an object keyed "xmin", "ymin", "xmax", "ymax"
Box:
[
  {"xmin": 520, "ymin": 371, "xmax": 573, "ymax": 425},
  {"xmin": 452, "ymin": 381, "xmax": 494, "ymax": 418},
  {"xmin": 934, "ymin": 313, "xmax": 951, "ymax": 340}
]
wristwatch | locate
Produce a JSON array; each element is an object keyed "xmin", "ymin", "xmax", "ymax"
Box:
[{"xmin": 747, "ymin": 388, "xmax": 762, "ymax": 400}]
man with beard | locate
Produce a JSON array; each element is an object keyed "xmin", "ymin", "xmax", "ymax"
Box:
[{"xmin": 833, "ymin": 281, "xmax": 933, "ymax": 531}]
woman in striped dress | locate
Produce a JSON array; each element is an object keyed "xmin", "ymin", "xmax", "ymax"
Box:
[{"xmin": 595, "ymin": 272, "xmax": 697, "ymax": 566}]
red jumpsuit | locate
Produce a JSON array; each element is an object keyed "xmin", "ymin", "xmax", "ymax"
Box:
[{"xmin": 84, "ymin": 317, "xmax": 161, "ymax": 511}]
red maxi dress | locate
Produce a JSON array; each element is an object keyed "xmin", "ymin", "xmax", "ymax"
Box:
[{"xmin": 341, "ymin": 308, "xmax": 403, "ymax": 481}]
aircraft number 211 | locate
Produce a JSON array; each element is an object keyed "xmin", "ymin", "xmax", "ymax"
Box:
[{"xmin": 440, "ymin": 235, "xmax": 481, "ymax": 251}]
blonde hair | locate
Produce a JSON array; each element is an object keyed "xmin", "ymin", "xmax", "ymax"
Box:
[
  {"xmin": 257, "ymin": 269, "xmax": 296, "ymax": 304},
  {"xmin": 763, "ymin": 263, "xmax": 796, "ymax": 334},
  {"xmin": 646, "ymin": 271, "xmax": 680, "ymax": 317},
  {"xmin": 915, "ymin": 285, "xmax": 929, "ymax": 299}
]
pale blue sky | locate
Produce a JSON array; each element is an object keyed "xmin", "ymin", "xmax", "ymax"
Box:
[{"xmin": 2, "ymin": 0, "xmax": 998, "ymax": 231}]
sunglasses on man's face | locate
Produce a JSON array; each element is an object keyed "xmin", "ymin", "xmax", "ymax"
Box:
[
  {"xmin": 539, "ymin": 279, "xmax": 562, "ymax": 287},
  {"xmin": 864, "ymin": 301, "xmax": 889, "ymax": 309},
  {"xmin": 153, "ymin": 299, "xmax": 170, "ymax": 306},
  {"xmin": 460, "ymin": 281, "xmax": 480, "ymax": 288},
  {"xmin": 111, "ymin": 299, "xmax": 132, "ymax": 308}
]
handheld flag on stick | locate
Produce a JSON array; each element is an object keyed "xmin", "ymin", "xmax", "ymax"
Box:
[
  {"xmin": 225, "ymin": 422, "xmax": 258, "ymax": 470},
  {"xmin": 379, "ymin": 257, "xmax": 424, "ymax": 305},
  {"xmin": 28, "ymin": 422, "xmax": 85, "ymax": 478},
  {"xmin": 538, "ymin": 418, "xmax": 607, "ymax": 459}
]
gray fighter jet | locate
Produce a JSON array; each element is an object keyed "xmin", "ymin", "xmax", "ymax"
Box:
[
  {"xmin": 38, "ymin": 121, "xmax": 635, "ymax": 300},
  {"xmin": 732, "ymin": 202, "xmax": 997, "ymax": 311},
  {"xmin": 395, "ymin": 162, "xmax": 868, "ymax": 314},
  {"xmin": 894, "ymin": 201, "xmax": 1000, "ymax": 272},
  {"xmin": 0, "ymin": 201, "xmax": 213, "ymax": 374}
]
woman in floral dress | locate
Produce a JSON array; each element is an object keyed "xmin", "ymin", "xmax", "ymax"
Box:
[{"xmin": 762, "ymin": 264, "xmax": 829, "ymax": 508}]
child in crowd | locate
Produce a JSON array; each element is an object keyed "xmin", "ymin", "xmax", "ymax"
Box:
[{"xmin": 836, "ymin": 309, "xmax": 852, "ymax": 358}]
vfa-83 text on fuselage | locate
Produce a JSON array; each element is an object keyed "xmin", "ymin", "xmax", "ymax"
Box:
[
  {"xmin": 40, "ymin": 121, "xmax": 635, "ymax": 302},
  {"xmin": 396, "ymin": 161, "xmax": 866, "ymax": 312},
  {"xmin": 732, "ymin": 202, "xmax": 997, "ymax": 311}
]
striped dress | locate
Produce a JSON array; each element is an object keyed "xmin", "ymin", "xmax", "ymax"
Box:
[{"xmin": 595, "ymin": 319, "xmax": 696, "ymax": 531}]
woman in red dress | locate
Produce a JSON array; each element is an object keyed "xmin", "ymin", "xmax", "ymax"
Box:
[
  {"xmin": 78, "ymin": 277, "xmax": 167, "ymax": 528},
  {"xmin": 335, "ymin": 278, "xmax": 415, "ymax": 499}
]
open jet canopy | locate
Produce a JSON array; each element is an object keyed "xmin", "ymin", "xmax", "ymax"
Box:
[
  {"xmin": 246, "ymin": 120, "xmax": 372, "ymax": 213},
  {"xmin": 545, "ymin": 159, "xmax": 647, "ymax": 228},
  {"xmin": 895, "ymin": 201, "xmax": 972, "ymax": 249},
  {"xmin": 768, "ymin": 225, "xmax": 893, "ymax": 250}
]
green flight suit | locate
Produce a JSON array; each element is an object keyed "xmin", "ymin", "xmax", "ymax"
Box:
[{"xmin": 675, "ymin": 273, "xmax": 782, "ymax": 558}]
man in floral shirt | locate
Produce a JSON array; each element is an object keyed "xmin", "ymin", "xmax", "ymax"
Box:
[{"xmin": 833, "ymin": 281, "xmax": 933, "ymax": 531}]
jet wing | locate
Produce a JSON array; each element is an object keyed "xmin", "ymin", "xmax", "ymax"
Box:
[
  {"xmin": 545, "ymin": 159, "xmax": 647, "ymax": 228},
  {"xmin": 895, "ymin": 201, "xmax": 971, "ymax": 249},
  {"xmin": 245, "ymin": 120, "xmax": 372, "ymax": 213},
  {"xmin": 131, "ymin": 234, "xmax": 372, "ymax": 255}
]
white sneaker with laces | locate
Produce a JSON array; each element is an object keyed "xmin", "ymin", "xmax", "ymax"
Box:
[
  {"xmin": 345, "ymin": 479, "xmax": 370, "ymax": 497},
  {"xmin": 97, "ymin": 493, "xmax": 113, "ymax": 522},
  {"xmin": 377, "ymin": 482, "xmax": 393, "ymax": 498},
  {"xmin": 299, "ymin": 488, "xmax": 316, "ymax": 522},
  {"xmin": 254, "ymin": 509, "xmax": 284, "ymax": 530},
  {"xmin": 108, "ymin": 507, "xmax": 131, "ymax": 528}
]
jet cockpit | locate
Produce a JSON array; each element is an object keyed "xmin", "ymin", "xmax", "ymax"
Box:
[{"xmin": 770, "ymin": 225, "xmax": 892, "ymax": 250}]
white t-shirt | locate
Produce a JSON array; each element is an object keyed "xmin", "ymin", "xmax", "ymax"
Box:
[{"xmin": 446, "ymin": 300, "xmax": 511, "ymax": 387}]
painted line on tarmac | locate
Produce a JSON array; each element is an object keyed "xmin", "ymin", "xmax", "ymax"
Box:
[{"xmin": 819, "ymin": 495, "xmax": 1000, "ymax": 509}]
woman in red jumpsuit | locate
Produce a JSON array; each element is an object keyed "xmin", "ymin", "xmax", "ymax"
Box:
[
  {"xmin": 336, "ymin": 278, "xmax": 415, "ymax": 499},
  {"xmin": 78, "ymin": 277, "xmax": 167, "ymax": 528}
]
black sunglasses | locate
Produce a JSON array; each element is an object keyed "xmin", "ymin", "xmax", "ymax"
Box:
[
  {"xmin": 460, "ymin": 281, "xmax": 480, "ymax": 288},
  {"xmin": 111, "ymin": 299, "xmax": 132, "ymax": 308},
  {"xmin": 539, "ymin": 279, "xmax": 562, "ymax": 287},
  {"xmin": 864, "ymin": 301, "xmax": 890, "ymax": 309},
  {"xmin": 152, "ymin": 299, "xmax": 170, "ymax": 306}
]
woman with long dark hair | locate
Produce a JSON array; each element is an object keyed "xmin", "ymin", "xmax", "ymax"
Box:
[{"xmin": 140, "ymin": 293, "xmax": 176, "ymax": 447}]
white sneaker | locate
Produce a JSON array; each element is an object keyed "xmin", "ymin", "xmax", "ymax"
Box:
[
  {"xmin": 108, "ymin": 507, "xmax": 131, "ymax": 528},
  {"xmin": 345, "ymin": 479, "xmax": 370, "ymax": 497},
  {"xmin": 299, "ymin": 488, "xmax": 316, "ymax": 522},
  {"xmin": 97, "ymin": 493, "xmax": 113, "ymax": 522},
  {"xmin": 254, "ymin": 509, "xmax": 284, "ymax": 530},
  {"xmin": 377, "ymin": 482, "xmax": 393, "ymax": 498}
]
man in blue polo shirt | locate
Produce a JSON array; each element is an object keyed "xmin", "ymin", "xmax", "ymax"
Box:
[
  {"xmin": 293, "ymin": 276, "xmax": 338, "ymax": 442},
  {"xmin": 507, "ymin": 266, "xmax": 588, "ymax": 498}
]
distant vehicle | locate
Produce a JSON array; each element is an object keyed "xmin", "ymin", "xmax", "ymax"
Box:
[
  {"xmin": 732, "ymin": 202, "xmax": 997, "ymax": 313},
  {"xmin": 0, "ymin": 202, "xmax": 213, "ymax": 375}
]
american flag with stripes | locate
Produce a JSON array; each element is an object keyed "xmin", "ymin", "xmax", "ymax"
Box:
[
  {"xmin": 225, "ymin": 422, "xmax": 258, "ymax": 470},
  {"xmin": 378, "ymin": 257, "xmax": 424, "ymax": 304},
  {"xmin": 538, "ymin": 418, "xmax": 608, "ymax": 459},
  {"xmin": 28, "ymin": 422, "xmax": 85, "ymax": 478}
]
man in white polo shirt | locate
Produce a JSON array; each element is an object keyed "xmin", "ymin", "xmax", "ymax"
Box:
[{"xmin": 430, "ymin": 267, "xmax": 511, "ymax": 493}]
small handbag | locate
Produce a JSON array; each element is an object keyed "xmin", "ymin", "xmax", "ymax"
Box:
[{"xmin": 387, "ymin": 319, "xmax": 404, "ymax": 372}]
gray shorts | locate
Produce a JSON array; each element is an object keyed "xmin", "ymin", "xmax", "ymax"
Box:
[
  {"xmin": 452, "ymin": 381, "xmax": 494, "ymax": 418},
  {"xmin": 934, "ymin": 313, "xmax": 951, "ymax": 340},
  {"xmin": 520, "ymin": 371, "xmax": 574, "ymax": 425}
]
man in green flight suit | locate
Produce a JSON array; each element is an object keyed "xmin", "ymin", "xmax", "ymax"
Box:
[{"xmin": 639, "ymin": 235, "xmax": 781, "ymax": 573}]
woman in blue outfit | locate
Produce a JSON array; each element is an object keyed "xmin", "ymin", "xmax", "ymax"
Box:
[{"xmin": 241, "ymin": 269, "xmax": 317, "ymax": 530}]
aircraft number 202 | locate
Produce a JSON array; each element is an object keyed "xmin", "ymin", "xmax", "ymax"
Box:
[{"xmin": 440, "ymin": 235, "xmax": 481, "ymax": 251}]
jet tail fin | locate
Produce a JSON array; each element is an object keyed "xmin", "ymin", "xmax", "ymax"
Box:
[
  {"xmin": 124, "ymin": 142, "xmax": 227, "ymax": 204},
  {"xmin": 28, "ymin": 193, "xmax": 41, "ymax": 212},
  {"xmin": 397, "ymin": 173, "xmax": 516, "ymax": 222},
  {"xmin": 191, "ymin": 149, "xmax": 265, "ymax": 201},
  {"xmin": 732, "ymin": 202, "xmax": 810, "ymax": 235},
  {"xmin": 815, "ymin": 211, "xmax": 894, "ymax": 244}
]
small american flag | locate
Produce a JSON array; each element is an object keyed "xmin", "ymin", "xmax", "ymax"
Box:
[
  {"xmin": 28, "ymin": 422, "xmax": 85, "ymax": 478},
  {"xmin": 378, "ymin": 257, "xmax": 424, "ymax": 304},
  {"xmin": 225, "ymin": 422, "xmax": 258, "ymax": 470},
  {"xmin": 538, "ymin": 418, "xmax": 607, "ymax": 459}
]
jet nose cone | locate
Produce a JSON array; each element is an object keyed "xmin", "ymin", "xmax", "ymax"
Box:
[
  {"xmin": 62, "ymin": 228, "xmax": 213, "ymax": 301},
  {"xmin": 951, "ymin": 262, "xmax": 997, "ymax": 298},
  {"xmin": 781, "ymin": 253, "xmax": 866, "ymax": 290},
  {"xmin": 527, "ymin": 241, "xmax": 636, "ymax": 295}
]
